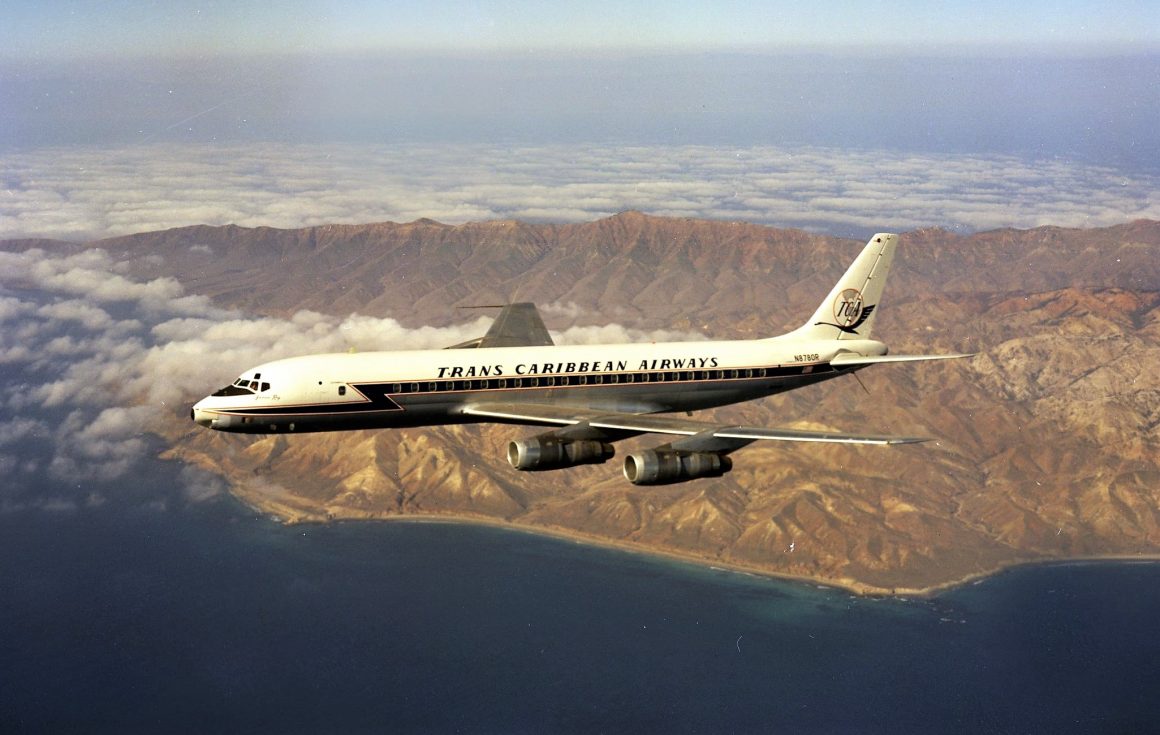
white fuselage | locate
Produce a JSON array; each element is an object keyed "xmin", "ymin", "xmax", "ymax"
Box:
[{"xmin": 191, "ymin": 335, "xmax": 886, "ymax": 434}]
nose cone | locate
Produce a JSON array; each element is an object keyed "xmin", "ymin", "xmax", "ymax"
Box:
[{"xmin": 190, "ymin": 400, "xmax": 214, "ymax": 428}]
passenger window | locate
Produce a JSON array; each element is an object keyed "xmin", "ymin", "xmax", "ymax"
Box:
[{"xmin": 338, "ymin": 386, "xmax": 346, "ymax": 396}]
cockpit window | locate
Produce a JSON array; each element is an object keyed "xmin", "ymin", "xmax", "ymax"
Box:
[
  {"xmin": 210, "ymin": 377, "xmax": 274, "ymax": 397},
  {"xmin": 212, "ymin": 383, "xmax": 254, "ymax": 397}
]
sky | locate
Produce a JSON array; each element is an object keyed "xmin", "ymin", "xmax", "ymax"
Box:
[
  {"xmin": 2, "ymin": 1, "xmax": 1159, "ymax": 238},
  {"xmin": 3, "ymin": 1, "xmax": 1157, "ymax": 58}
]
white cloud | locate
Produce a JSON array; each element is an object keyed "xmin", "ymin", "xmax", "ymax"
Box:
[
  {"xmin": 50, "ymin": 407, "xmax": 152, "ymax": 482},
  {"xmin": 2, "ymin": 143, "xmax": 1157, "ymax": 242},
  {"xmin": 0, "ymin": 417, "xmax": 48, "ymax": 446},
  {"xmin": 0, "ymin": 247, "xmax": 704, "ymax": 509}
]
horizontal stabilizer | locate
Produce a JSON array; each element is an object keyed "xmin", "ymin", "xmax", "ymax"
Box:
[{"xmin": 831, "ymin": 352, "xmax": 976, "ymax": 367}]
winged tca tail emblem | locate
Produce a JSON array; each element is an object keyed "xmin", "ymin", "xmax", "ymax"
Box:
[{"xmin": 816, "ymin": 304, "xmax": 876, "ymax": 335}]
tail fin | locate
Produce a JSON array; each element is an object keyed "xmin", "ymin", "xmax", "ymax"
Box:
[{"xmin": 791, "ymin": 233, "xmax": 897, "ymax": 340}]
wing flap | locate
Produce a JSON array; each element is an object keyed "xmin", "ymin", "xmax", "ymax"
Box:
[
  {"xmin": 715, "ymin": 426, "xmax": 926, "ymax": 445},
  {"xmin": 462, "ymin": 402, "xmax": 581, "ymax": 426}
]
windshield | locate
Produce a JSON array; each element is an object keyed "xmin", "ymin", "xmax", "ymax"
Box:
[
  {"xmin": 212, "ymin": 380, "xmax": 253, "ymax": 397},
  {"xmin": 211, "ymin": 377, "xmax": 271, "ymax": 397}
]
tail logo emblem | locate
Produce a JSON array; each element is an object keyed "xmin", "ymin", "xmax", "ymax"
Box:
[{"xmin": 816, "ymin": 289, "xmax": 875, "ymax": 334}]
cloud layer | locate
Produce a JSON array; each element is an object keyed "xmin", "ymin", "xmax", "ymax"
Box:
[
  {"xmin": 2, "ymin": 142, "xmax": 1157, "ymax": 242},
  {"xmin": 0, "ymin": 248, "xmax": 698, "ymax": 512}
]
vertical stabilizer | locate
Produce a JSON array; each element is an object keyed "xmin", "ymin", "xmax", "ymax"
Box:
[{"xmin": 792, "ymin": 233, "xmax": 897, "ymax": 340}]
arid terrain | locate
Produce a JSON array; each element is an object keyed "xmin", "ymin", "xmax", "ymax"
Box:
[{"xmin": 25, "ymin": 213, "xmax": 1160, "ymax": 593}]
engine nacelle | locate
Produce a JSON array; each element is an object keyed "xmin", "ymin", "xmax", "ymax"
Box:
[
  {"xmin": 507, "ymin": 437, "xmax": 615, "ymax": 471},
  {"xmin": 622, "ymin": 449, "xmax": 733, "ymax": 485}
]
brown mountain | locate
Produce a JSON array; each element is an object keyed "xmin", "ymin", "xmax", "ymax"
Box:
[{"xmin": 83, "ymin": 213, "xmax": 1160, "ymax": 592}]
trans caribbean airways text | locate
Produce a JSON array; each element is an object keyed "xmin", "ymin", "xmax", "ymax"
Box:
[{"xmin": 435, "ymin": 357, "xmax": 721, "ymax": 379}]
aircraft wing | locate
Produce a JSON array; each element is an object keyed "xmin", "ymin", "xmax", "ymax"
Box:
[
  {"xmin": 446, "ymin": 303, "xmax": 555, "ymax": 349},
  {"xmin": 462, "ymin": 401, "xmax": 929, "ymax": 451}
]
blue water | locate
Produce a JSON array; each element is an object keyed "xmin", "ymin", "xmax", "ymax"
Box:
[{"xmin": 3, "ymin": 488, "xmax": 1159, "ymax": 733}]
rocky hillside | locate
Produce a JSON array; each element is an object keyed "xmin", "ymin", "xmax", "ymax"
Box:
[{"xmin": 88, "ymin": 213, "xmax": 1160, "ymax": 592}]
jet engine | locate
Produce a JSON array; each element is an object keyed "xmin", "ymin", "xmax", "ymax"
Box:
[
  {"xmin": 622, "ymin": 449, "xmax": 733, "ymax": 485},
  {"xmin": 508, "ymin": 437, "xmax": 615, "ymax": 471}
]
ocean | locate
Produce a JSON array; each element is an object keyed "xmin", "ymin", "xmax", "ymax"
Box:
[{"xmin": 3, "ymin": 479, "xmax": 1159, "ymax": 734}]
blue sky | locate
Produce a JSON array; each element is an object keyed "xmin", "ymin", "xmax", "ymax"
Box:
[{"xmin": 3, "ymin": 0, "xmax": 1157, "ymax": 58}]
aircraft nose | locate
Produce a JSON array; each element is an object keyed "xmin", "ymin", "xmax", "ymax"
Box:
[{"xmin": 190, "ymin": 402, "xmax": 214, "ymax": 428}]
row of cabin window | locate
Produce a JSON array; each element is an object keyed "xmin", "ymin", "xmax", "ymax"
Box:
[{"xmin": 358, "ymin": 367, "xmax": 786, "ymax": 395}]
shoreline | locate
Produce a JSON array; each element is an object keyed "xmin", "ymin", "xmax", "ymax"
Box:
[{"xmin": 231, "ymin": 491, "xmax": 1160, "ymax": 597}]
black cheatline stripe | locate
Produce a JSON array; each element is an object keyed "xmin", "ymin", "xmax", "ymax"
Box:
[
  {"xmin": 348, "ymin": 364, "xmax": 835, "ymax": 394},
  {"xmin": 224, "ymin": 363, "xmax": 837, "ymax": 417}
]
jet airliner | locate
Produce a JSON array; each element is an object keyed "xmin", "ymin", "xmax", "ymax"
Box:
[{"xmin": 191, "ymin": 233, "xmax": 971, "ymax": 485}]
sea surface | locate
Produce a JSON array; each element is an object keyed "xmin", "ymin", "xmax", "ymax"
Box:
[{"xmin": 3, "ymin": 476, "xmax": 1160, "ymax": 733}]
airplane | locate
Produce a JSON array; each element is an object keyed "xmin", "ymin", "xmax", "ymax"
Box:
[{"xmin": 191, "ymin": 233, "xmax": 971, "ymax": 485}]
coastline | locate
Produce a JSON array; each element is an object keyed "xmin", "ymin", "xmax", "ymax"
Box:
[{"xmin": 224, "ymin": 485, "xmax": 1160, "ymax": 597}]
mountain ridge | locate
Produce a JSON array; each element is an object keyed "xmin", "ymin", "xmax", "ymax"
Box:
[{"xmin": 9, "ymin": 213, "xmax": 1158, "ymax": 594}]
